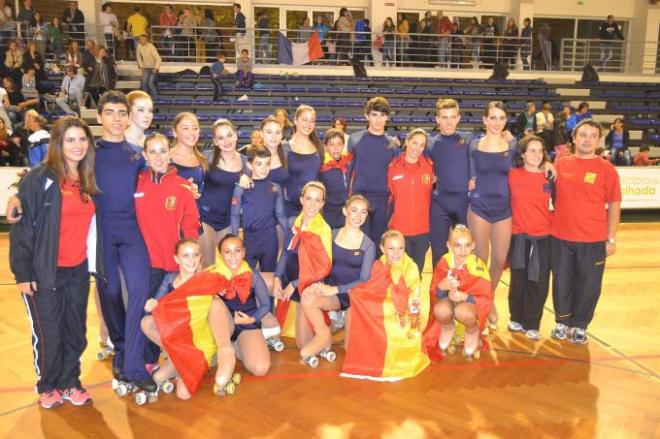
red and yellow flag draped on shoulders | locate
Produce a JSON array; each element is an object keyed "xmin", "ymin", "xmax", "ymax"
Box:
[
  {"xmin": 422, "ymin": 253, "xmax": 491, "ymax": 362},
  {"xmin": 342, "ymin": 253, "xmax": 431, "ymax": 381},
  {"xmin": 152, "ymin": 259, "xmax": 252, "ymax": 396}
]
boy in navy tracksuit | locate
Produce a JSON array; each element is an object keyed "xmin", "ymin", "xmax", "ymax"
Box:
[
  {"xmin": 94, "ymin": 91, "xmax": 155, "ymax": 392},
  {"xmin": 347, "ymin": 97, "xmax": 399, "ymax": 250},
  {"xmin": 230, "ymin": 145, "xmax": 287, "ymax": 271},
  {"xmin": 318, "ymin": 128, "xmax": 353, "ymax": 229},
  {"xmin": 425, "ymin": 99, "xmax": 474, "ymax": 267}
]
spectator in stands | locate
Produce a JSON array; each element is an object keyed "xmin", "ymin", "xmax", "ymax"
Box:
[
  {"xmin": 64, "ymin": 40, "xmax": 82, "ymax": 70},
  {"xmin": 26, "ymin": 113, "xmax": 49, "ymax": 167},
  {"xmin": 250, "ymin": 130, "xmax": 262, "ymax": 147},
  {"xmin": 0, "ymin": 0, "xmax": 14, "ymax": 47},
  {"xmin": 553, "ymin": 104, "xmax": 572, "ymax": 160},
  {"xmin": 567, "ymin": 101, "xmax": 593, "ymax": 133},
  {"xmin": 382, "ymin": 17, "xmax": 396, "ymax": 67},
  {"xmin": 514, "ymin": 101, "xmax": 537, "ymax": 138},
  {"xmin": 297, "ymin": 16, "xmax": 313, "ymax": 43},
  {"xmin": 482, "ymin": 17, "xmax": 499, "ymax": 69},
  {"xmin": 20, "ymin": 66, "xmax": 39, "ymax": 110},
  {"xmin": 450, "ymin": 21, "xmax": 466, "ymax": 68},
  {"xmin": 256, "ymin": 10, "xmax": 271, "ymax": 62},
  {"xmin": 333, "ymin": 117, "xmax": 349, "ymax": 145},
  {"xmin": 0, "ymin": 117, "xmax": 20, "ymax": 165},
  {"xmin": 62, "ymin": 1, "xmax": 85, "ymax": 44},
  {"xmin": 87, "ymin": 46, "xmax": 116, "ymax": 105},
  {"xmin": 4, "ymin": 40, "xmax": 23, "ymax": 84},
  {"xmin": 234, "ymin": 3, "xmax": 246, "ymax": 36},
  {"xmin": 354, "ymin": 17, "xmax": 371, "ymax": 64},
  {"xmin": 210, "ymin": 53, "xmax": 228, "ymax": 100},
  {"xmin": 537, "ymin": 23, "xmax": 552, "ymax": 70},
  {"xmin": 633, "ymin": 146, "xmax": 659, "ymax": 166},
  {"xmin": 420, "ymin": 11, "xmax": 435, "ymax": 64},
  {"xmin": 22, "ymin": 41, "xmax": 44, "ymax": 91},
  {"xmin": 503, "ymin": 18, "xmax": 519, "ymax": 68},
  {"xmin": 605, "ymin": 118, "xmax": 631, "ymax": 166},
  {"xmin": 0, "ymin": 82, "xmax": 10, "ymax": 128},
  {"xmin": 520, "ymin": 18, "xmax": 533, "ymax": 70},
  {"xmin": 127, "ymin": 7, "xmax": 149, "ymax": 60},
  {"xmin": 55, "ymin": 65, "xmax": 85, "ymax": 115},
  {"xmin": 199, "ymin": 9, "xmax": 219, "ymax": 62},
  {"xmin": 236, "ymin": 49, "xmax": 253, "ymax": 89},
  {"xmin": 29, "ymin": 12, "xmax": 47, "ymax": 59},
  {"xmin": 397, "ymin": 14, "xmax": 410, "ymax": 63},
  {"xmin": 159, "ymin": 4, "xmax": 177, "ymax": 59},
  {"xmin": 177, "ymin": 8, "xmax": 196, "ymax": 59},
  {"xmin": 17, "ymin": 0, "xmax": 34, "ymax": 27},
  {"xmin": 137, "ymin": 34, "xmax": 161, "ymax": 97},
  {"xmin": 335, "ymin": 8, "xmax": 352, "ymax": 64},
  {"xmin": 47, "ymin": 17, "xmax": 64, "ymax": 64},
  {"xmin": 597, "ymin": 15, "xmax": 624, "ymax": 71},
  {"xmin": 11, "ymin": 108, "xmax": 38, "ymax": 160},
  {"xmin": 436, "ymin": 12, "xmax": 453, "ymax": 68},
  {"xmin": 275, "ymin": 108, "xmax": 294, "ymax": 139},
  {"xmin": 467, "ymin": 16, "xmax": 482, "ymax": 65},
  {"xmin": 82, "ymin": 39, "xmax": 98, "ymax": 77},
  {"xmin": 535, "ymin": 101, "xmax": 555, "ymax": 153},
  {"xmin": 3, "ymin": 77, "xmax": 26, "ymax": 123},
  {"xmin": 99, "ymin": 4, "xmax": 119, "ymax": 56}
]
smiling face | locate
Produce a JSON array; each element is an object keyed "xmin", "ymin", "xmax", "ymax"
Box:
[
  {"xmin": 483, "ymin": 107, "xmax": 507, "ymax": 135},
  {"xmin": 219, "ymin": 237, "xmax": 245, "ymax": 274},
  {"xmin": 404, "ymin": 133, "xmax": 426, "ymax": 163},
  {"xmin": 250, "ymin": 156, "xmax": 271, "ymax": 179},
  {"xmin": 173, "ymin": 116, "xmax": 200, "ymax": 148},
  {"xmin": 521, "ymin": 139, "xmax": 544, "ymax": 170},
  {"xmin": 174, "ymin": 242, "xmax": 202, "ymax": 276},
  {"xmin": 325, "ymin": 135, "xmax": 344, "ymax": 161},
  {"xmin": 261, "ymin": 120, "xmax": 283, "ymax": 150},
  {"xmin": 381, "ymin": 235, "xmax": 405, "ymax": 265},
  {"xmin": 436, "ymin": 107, "xmax": 460, "ymax": 135},
  {"xmin": 213, "ymin": 124, "xmax": 237, "ymax": 153},
  {"xmin": 573, "ymin": 124, "xmax": 601, "ymax": 158},
  {"xmin": 97, "ymin": 102, "xmax": 129, "ymax": 141},
  {"xmin": 300, "ymin": 185, "xmax": 325, "ymax": 219},
  {"xmin": 343, "ymin": 198, "xmax": 368, "ymax": 230},
  {"xmin": 365, "ymin": 110, "xmax": 388, "ymax": 135},
  {"xmin": 447, "ymin": 234, "xmax": 475, "ymax": 266},
  {"xmin": 129, "ymin": 98, "xmax": 154, "ymax": 131},
  {"xmin": 61, "ymin": 126, "xmax": 90, "ymax": 170},
  {"xmin": 143, "ymin": 138, "xmax": 171, "ymax": 174},
  {"xmin": 295, "ymin": 110, "xmax": 316, "ymax": 137}
]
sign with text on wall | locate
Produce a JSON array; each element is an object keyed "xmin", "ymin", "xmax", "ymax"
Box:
[{"xmin": 616, "ymin": 167, "xmax": 660, "ymax": 209}]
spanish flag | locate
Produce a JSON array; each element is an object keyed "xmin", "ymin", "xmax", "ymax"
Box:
[
  {"xmin": 422, "ymin": 253, "xmax": 492, "ymax": 362},
  {"xmin": 341, "ymin": 254, "xmax": 430, "ymax": 381},
  {"xmin": 275, "ymin": 212, "xmax": 332, "ymax": 337},
  {"xmin": 152, "ymin": 261, "xmax": 252, "ymax": 396},
  {"xmin": 319, "ymin": 151, "xmax": 353, "ymax": 174}
]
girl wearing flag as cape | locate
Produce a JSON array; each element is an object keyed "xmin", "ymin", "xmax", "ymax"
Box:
[
  {"xmin": 423, "ymin": 225, "xmax": 492, "ymax": 361},
  {"xmin": 342, "ymin": 230, "xmax": 430, "ymax": 381},
  {"xmin": 273, "ymin": 181, "xmax": 333, "ymax": 361}
]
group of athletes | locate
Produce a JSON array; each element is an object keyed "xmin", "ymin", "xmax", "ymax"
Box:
[{"xmin": 8, "ymin": 89, "xmax": 621, "ymax": 408}]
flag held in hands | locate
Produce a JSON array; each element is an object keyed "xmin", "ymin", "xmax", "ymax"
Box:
[{"xmin": 277, "ymin": 31, "xmax": 324, "ymax": 65}]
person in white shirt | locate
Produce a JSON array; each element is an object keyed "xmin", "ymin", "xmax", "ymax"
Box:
[
  {"xmin": 98, "ymin": 3, "xmax": 119, "ymax": 56},
  {"xmin": 55, "ymin": 65, "xmax": 85, "ymax": 115},
  {"xmin": 0, "ymin": 85, "xmax": 11, "ymax": 128}
]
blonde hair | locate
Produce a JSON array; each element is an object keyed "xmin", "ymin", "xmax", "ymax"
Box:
[
  {"xmin": 344, "ymin": 193, "xmax": 369, "ymax": 209},
  {"xmin": 301, "ymin": 180, "xmax": 326, "ymax": 200},
  {"xmin": 380, "ymin": 229, "xmax": 405, "ymax": 246},
  {"xmin": 405, "ymin": 128, "xmax": 428, "ymax": 147},
  {"xmin": 144, "ymin": 133, "xmax": 171, "ymax": 150},
  {"xmin": 435, "ymin": 98, "xmax": 460, "ymax": 114},
  {"xmin": 448, "ymin": 224, "xmax": 473, "ymax": 243}
]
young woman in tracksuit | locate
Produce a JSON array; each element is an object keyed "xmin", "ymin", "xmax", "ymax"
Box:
[
  {"xmin": 135, "ymin": 133, "xmax": 200, "ymax": 367},
  {"xmin": 507, "ymin": 136, "xmax": 553, "ymax": 341},
  {"xmin": 347, "ymin": 97, "xmax": 400, "ymax": 250},
  {"xmin": 318, "ymin": 128, "xmax": 353, "ymax": 229},
  {"xmin": 282, "ymin": 105, "xmax": 323, "ymax": 217},
  {"xmin": 10, "ymin": 116, "xmax": 102, "ymax": 409},
  {"xmin": 198, "ymin": 118, "xmax": 248, "ymax": 268},
  {"xmin": 388, "ymin": 128, "xmax": 434, "ymax": 273}
]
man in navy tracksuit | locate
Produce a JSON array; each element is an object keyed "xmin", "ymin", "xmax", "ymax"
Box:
[
  {"xmin": 425, "ymin": 99, "xmax": 473, "ymax": 267},
  {"xmin": 347, "ymin": 97, "xmax": 399, "ymax": 250},
  {"xmin": 94, "ymin": 91, "xmax": 155, "ymax": 392}
]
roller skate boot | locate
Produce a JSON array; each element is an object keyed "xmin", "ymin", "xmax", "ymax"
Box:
[
  {"xmin": 134, "ymin": 376, "xmax": 158, "ymax": 405},
  {"xmin": 300, "ymin": 355, "xmax": 319, "ymax": 368},
  {"xmin": 111, "ymin": 368, "xmax": 135, "ymax": 397},
  {"xmin": 96, "ymin": 339, "xmax": 115, "ymax": 361},
  {"xmin": 213, "ymin": 373, "xmax": 241, "ymax": 396},
  {"xmin": 318, "ymin": 348, "xmax": 336, "ymax": 362}
]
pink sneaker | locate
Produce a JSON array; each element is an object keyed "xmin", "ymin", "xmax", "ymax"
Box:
[
  {"xmin": 40, "ymin": 390, "xmax": 63, "ymax": 409},
  {"xmin": 145, "ymin": 363, "xmax": 159, "ymax": 375},
  {"xmin": 61, "ymin": 387, "xmax": 92, "ymax": 406}
]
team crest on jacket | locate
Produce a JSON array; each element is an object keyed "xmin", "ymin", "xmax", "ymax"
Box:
[
  {"xmin": 422, "ymin": 174, "xmax": 432, "ymax": 185},
  {"xmin": 271, "ymin": 185, "xmax": 278, "ymax": 193},
  {"xmin": 165, "ymin": 196, "xmax": 177, "ymax": 211}
]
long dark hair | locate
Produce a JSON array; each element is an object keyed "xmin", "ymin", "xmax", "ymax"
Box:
[
  {"xmin": 261, "ymin": 115, "xmax": 287, "ymax": 168},
  {"xmin": 46, "ymin": 116, "xmax": 98, "ymax": 197},
  {"xmin": 293, "ymin": 104, "xmax": 323, "ymax": 160}
]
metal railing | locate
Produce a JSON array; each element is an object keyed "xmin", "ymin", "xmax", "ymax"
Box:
[{"xmin": 560, "ymin": 38, "xmax": 660, "ymax": 75}]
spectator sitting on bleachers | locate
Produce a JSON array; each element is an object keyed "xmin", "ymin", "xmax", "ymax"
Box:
[
  {"xmin": 535, "ymin": 101, "xmax": 554, "ymax": 153},
  {"xmin": 567, "ymin": 101, "xmax": 593, "ymax": 132},
  {"xmin": 236, "ymin": 49, "xmax": 253, "ymax": 89},
  {"xmin": 4, "ymin": 40, "xmax": 24, "ymax": 84},
  {"xmin": 633, "ymin": 146, "xmax": 659, "ymax": 166},
  {"xmin": 0, "ymin": 81, "xmax": 10, "ymax": 128},
  {"xmin": 64, "ymin": 40, "xmax": 82, "ymax": 70},
  {"xmin": 3, "ymin": 77, "xmax": 33, "ymax": 124},
  {"xmin": 606, "ymin": 118, "xmax": 631, "ymax": 166},
  {"xmin": 10, "ymin": 108, "xmax": 39, "ymax": 162},
  {"xmin": 513, "ymin": 101, "xmax": 536, "ymax": 138},
  {"xmin": 0, "ymin": 117, "xmax": 20, "ymax": 166},
  {"xmin": 20, "ymin": 66, "xmax": 40, "ymax": 110},
  {"xmin": 62, "ymin": 1, "xmax": 85, "ymax": 44},
  {"xmin": 26, "ymin": 113, "xmax": 49, "ymax": 167},
  {"xmin": 22, "ymin": 42, "xmax": 45, "ymax": 91},
  {"xmin": 553, "ymin": 104, "xmax": 572, "ymax": 160},
  {"xmin": 55, "ymin": 65, "xmax": 85, "ymax": 115}
]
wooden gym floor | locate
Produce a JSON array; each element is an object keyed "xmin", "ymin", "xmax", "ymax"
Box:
[{"xmin": 0, "ymin": 223, "xmax": 658, "ymax": 438}]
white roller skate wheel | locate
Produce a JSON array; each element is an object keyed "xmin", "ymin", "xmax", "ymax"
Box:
[
  {"xmin": 232, "ymin": 373, "xmax": 242, "ymax": 385},
  {"xmin": 135, "ymin": 392, "xmax": 147, "ymax": 405},
  {"xmin": 161, "ymin": 381, "xmax": 174, "ymax": 394},
  {"xmin": 147, "ymin": 392, "xmax": 158, "ymax": 403},
  {"xmin": 308, "ymin": 356, "xmax": 319, "ymax": 368},
  {"xmin": 322, "ymin": 350, "xmax": 336, "ymax": 362},
  {"xmin": 273, "ymin": 340, "xmax": 284, "ymax": 352},
  {"xmin": 97, "ymin": 351, "xmax": 106, "ymax": 361},
  {"xmin": 111, "ymin": 378, "xmax": 119, "ymax": 390},
  {"xmin": 116, "ymin": 384, "xmax": 128, "ymax": 397},
  {"xmin": 225, "ymin": 382, "xmax": 236, "ymax": 395},
  {"xmin": 212, "ymin": 383, "xmax": 224, "ymax": 396}
]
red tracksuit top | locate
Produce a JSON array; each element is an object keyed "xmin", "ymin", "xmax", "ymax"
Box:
[
  {"xmin": 387, "ymin": 155, "xmax": 434, "ymax": 236},
  {"xmin": 135, "ymin": 166, "xmax": 200, "ymax": 271}
]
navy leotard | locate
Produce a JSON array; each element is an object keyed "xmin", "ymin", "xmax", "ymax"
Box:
[
  {"xmin": 175, "ymin": 163, "xmax": 206, "ymax": 194},
  {"xmin": 327, "ymin": 230, "xmax": 376, "ymax": 310},
  {"xmin": 318, "ymin": 162, "xmax": 352, "ymax": 229},
  {"xmin": 268, "ymin": 166, "xmax": 290, "ymax": 188},
  {"xmin": 282, "ymin": 145, "xmax": 321, "ymax": 217},
  {"xmin": 468, "ymin": 137, "xmax": 517, "ymax": 223},
  {"xmin": 221, "ymin": 272, "xmax": 270, "ymax": 340},
  {"xmin": 199, "ymin": 165, "xmax": 242, "ymax": 231}
]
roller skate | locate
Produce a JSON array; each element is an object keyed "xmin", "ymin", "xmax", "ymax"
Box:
[
  {"xmin": 329, "ymin": 310, "xmax": 345, "ymax": 332},
  {"xmin": 462, "ymin": 331, "xmax": 482, "ymax": 361},
  {"xmin": 318, "ymin": 347, "xmax": 336, "ymax": 362},
  {"xmin": 262, "ymin": 326, "xmax": 284, "ymax": 352},
  {"xmin": 439, "ymin": 324, "xmax": 457, "ymax": 356},
  {"xmin": 96, "ymin": 339, "xmax": 115, "ymax": 361},
  {"xmin": 134, "ymin": 377, "xmax": 158, "ymax": 405},
  {"xmin": 111, "ymin": 368, "xmax": 135, "ymax": 397},
  {"xmin": 300, "ymin": 355, "xmax": 319, "ymax": 368},
  {"xmin": 212, "ymin": 373, "xmax": 241, "ymax": 396}
]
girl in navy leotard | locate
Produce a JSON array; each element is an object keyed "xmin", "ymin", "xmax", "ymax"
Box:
[
  {"xmin": 467, "ymin": 101, "xmax": 515, "ymax": 327},
  {"xmin": 198, "ymin": 119, "xmax": 247, "ymax": 267},
  {"xmin": 298, "ymin": 195, "xmax": 375, "ymax": 359},
  {"xmin": 170, "ymin": 112, "xmax": 209, "ymax": 196},
  {"xmin": 260, "ymin": 115, "xmax": 289, "ymax": 187},
  {"xmin": 282, "ymin": 105, "xmax": 323, "ymax": 217},
  {"xmin": 319, "ymin": 128, "xmax": 353, "ymax": 229}
]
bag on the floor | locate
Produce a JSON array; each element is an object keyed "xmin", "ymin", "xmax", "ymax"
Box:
[
  {"xmin": 352, "ymin": 57, "xmax": 367, "ymax": 78},
  {"xmin": 581, "ymin": 64, "xmax": 599, "ymax": 83}
]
